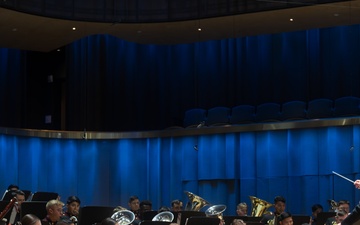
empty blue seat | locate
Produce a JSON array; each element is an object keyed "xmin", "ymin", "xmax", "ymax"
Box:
[
  {"xmin": 183, "ymin": 108, "xmax": 207, "ymax": 128},
  {"xmin": 281, "ymin": 100, "xmax": 307, "ymax": 121},
  {"xmin": 229, "ymin": 105, "xmax": 255, "ymax": 124},
  {"xmin": 307, "ymin": 98, "xmax": 333, "ymax": 119},
  {"xmin": 205, "ymin": 106, "xmax": 230, "ymax": 126},
  {"xmin": 333, "ymin": 96, "xmax": 360, "ymax": 117},
  {"xmin": 255, "ymin": 103, "xmax": 281, "ymax": 122}
]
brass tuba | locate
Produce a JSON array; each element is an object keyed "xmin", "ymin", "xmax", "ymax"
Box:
[
  {"xmin": 111, "ymin": 210, "xmax": 135, "ymax": 225},
  {"xmin": 185, "ymin": 191, "xmax": 211, "ymax": 211},
  {"xmin": 249, "ymin": 196, "xmax": 273, "ymax": 217}
]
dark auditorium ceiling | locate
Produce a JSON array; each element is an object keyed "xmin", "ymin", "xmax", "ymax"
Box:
[{"xmin": 0, "ymin": 0, "xmax": 360, "ymax": 52}]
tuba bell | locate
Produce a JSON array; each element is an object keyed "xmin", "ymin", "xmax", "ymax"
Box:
[
  {"xmin": 152, "ymin": 211, "xmax": 174, "ymax": 222},
  {"xmin": 205, "ymin": 204, "xmax": 227, "ymax": 221},
  {"xmin": 249, "ymin": 196, "xmax": 273, "ymax": 217},
  {"xmin": 111, "ymin": 210, "xmax": 135, "ymax": 225},
  {"xmin": 184, "ymin": 191, "xmax": 211, "ymax": 211}
]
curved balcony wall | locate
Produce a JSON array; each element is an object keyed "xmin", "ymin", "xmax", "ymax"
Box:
[{"xmin": 0, "ymin": 0, "xmax": 344, "ymax": 23}]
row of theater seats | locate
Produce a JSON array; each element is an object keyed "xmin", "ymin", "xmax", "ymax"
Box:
[{"xmin": 183, "ymin": 96, "xmax": 360, "ymax": 128}]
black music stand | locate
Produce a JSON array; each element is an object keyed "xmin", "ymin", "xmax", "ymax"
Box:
[
  {"xmin": 20, "ymin": 201, "xmax": 47, "ymax": 220},
  {"xmin": 223, "ymin": 216, "xmax": 262, "ymax": 225},
  {"xmin": 179, "ymin": 211, "xmax": 206, "ymax": 225},
  {"xmin": 30, "ymin": 192, "xmax": 58, "ymax": 201},
  {"xmin": 140, "ymin": 222, "xmax": 171, "ymax": 225},
  {"xmin": 78, "ymin": 206, "xmax": 114, "ymax": 225},
  {"xmin": 292, "ymin": 215, "xmax": 311, "ymax": 225},
  {"xmin": 2, "ymin": 190, "xmax": 32, "ymax": 201},
  {"xmin": 316, "ymin": 212, "xmax": 336, "ymax": 225},
  {"xmin": 186, "ymin": 217, "xmax": 220, "ymax": 225},
  {"xmin": 142, "ymin": 211, "xmax": 159, "ymax": 221}
]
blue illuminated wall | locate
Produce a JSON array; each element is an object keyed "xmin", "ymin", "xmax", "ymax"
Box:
[{"xmin": 1, "ymin": 124, "xmax": 360, "ymax": 216}]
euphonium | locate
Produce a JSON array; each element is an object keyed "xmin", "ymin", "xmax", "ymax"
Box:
[
  {"xmin": 205, "ymin": 205, "xmax": 227, "ymax": 222},
  {"xmin": 249, "ymin": 196, "xmax": 273, "ymax": 217},
  {"xmin": 184, "ymin": 191, "xmax": 211, "ymax": 211},
  {"xmin": 111, "ymin": 209, "xmax": 135, "ymax": 225},
  {"xmin": 152, "ymin": 211, "xmax": 174, "ymax": 222}
]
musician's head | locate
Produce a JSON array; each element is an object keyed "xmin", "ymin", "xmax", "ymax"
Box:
[
  {"xmin": 236, "ymin": 202, "xmax": 248, "ymax": 216},
  {"xmin": 46, "ymin": 199, "xmax": 64, "ymax": 222},
  {"xmin": 140, "ymin": 200, "xmax": 152, "ymax": 213},
  {"xmin": 171, "ymin": 199, "xmax": 183, "ymax": 212},
  {"xmin": 66, "ymin": 196, "xmax": 81, "ymax": 216},
  {"xmin": 128, "ymin": 196, "xmax": 140, "ymax": 211},
  {"xmin": 337, "ymin": 200, "xmax": 350, "ymax": 214},
  {"xmin": 311, "ymin": 204, "xmax": 323, "ymax": 218},
  {"xmin": 21, "ymin": 214, "xmax": 41, "ymax": 225},
  {"xmin": 274, "ymin": 196, "xmax": 286, "ymax": 215},
  {"xmin": 278, "ymin": 212, "xmax": 293, "ymax": 225},
  {"xmin": 14, "ymin": 190, "xmax": 26, "ymax": 208},
  {"xmin": 335, "ymin": 210, "xmax": 348, "ymax": 223},
  {"xmin": 7, "ymin": 184, "xmax": 19, "ymax": 191}
]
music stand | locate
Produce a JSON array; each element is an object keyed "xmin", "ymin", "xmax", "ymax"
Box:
[
  {"xmin": 2, "ymin": 190, "xmax": 15, "ymax": 201},
  {"xmin": 30, "ymin": 192, "xmax": 58, "ymax": 201},
  {"xmin": 140, "ymin": 222, "xmax": 171, "ymax": 225},
  {"xmin": 78, "ymin": 206, "xmax": 114, "ymax": 225},
  {"xmin": 186, "ymin": 217, "xmax": 220, "ymax": 225},
  {"xmin": 20, "ymin": 201, "xmax": 47, "ymax": 220},
  {"xmin": 223, "ymin": 216, "xmax": 262, "ymax": 225},
  {"xmin": 179, "ymin": 211, "xmax": 206, "ymax": 225},
  {"xmin": 316, "ymin": 212, "xmax": 336, "ymax": 225},
  {"xmin": 142, "ymin": 211, "xmax": 159, "ymax": 221},
  {"xmin": 292, "ymin": 215, "xmax": 311, "ymax": 225}
]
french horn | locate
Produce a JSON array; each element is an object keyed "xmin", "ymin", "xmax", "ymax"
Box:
[
  {"xmin": 249, "ymin": 196, "xmax": 273, "ymax": 217},
  {"xmin": 184, "ymin": 191, "xmax": 211, "ymax": 211},
  {"xmin": 152, "ymin": 211, "xmax": 174, "ymax": 222},
  {"xmin": 205, "ymin": 205, "xmax": 227, "ymax": 221},
  {"xmin": 111, "ymin": 210, "xmax": 135, "ymax": 225}
]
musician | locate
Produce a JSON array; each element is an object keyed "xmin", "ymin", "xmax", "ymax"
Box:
[
  {"xmin": 139, "ymin": 200, "xmax": 152, "ymax": 220},
  {"xmin": 261, "ymin": 196, "xmax": 286, "ymax": 225},
  {"xmin": 236, "ymin": 203, "xmax": 248, "ymax": 216},
  {"xmin": 309, "ymin": 204, "xmax": 323, "ymax": 225},
  {"xmin": 61, "ymin": 196, "xmax": 80, "ymax": 222},
  {"xmin": 114, "ymin": 196, "xmax": 140, "ymax": 225},
  {"xmin": 6, "ymin": 190, "xmax": 26, "ymax": 225},
  {"xmin": 21, "ymin": 214, "xmax": 41, "ymax": 225},
  {"xmin": 41, "ymin": 199, "xmax": 64, "ymax": 225},
  {"xmin": 326, "ymin": 201, "xmax": 350, "ymax": 225},
  {"xmin": 278, "ymin": 212, "xmax": 293, "ymax": 225}
]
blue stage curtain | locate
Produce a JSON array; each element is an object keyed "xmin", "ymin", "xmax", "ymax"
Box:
[{"xmin": 1, "ymin": 124, "xmax": 360, "ymax": 215}]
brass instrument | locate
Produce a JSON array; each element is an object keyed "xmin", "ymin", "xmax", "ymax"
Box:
[
  {"xmin": 152, "ymin": 211, "xmax": 174, "ymax": 222},
  {"xmin": 249, "ymin": 196, "xmax": 273, "ymax": 217},
  {"xmin": 111, "ymin": 210, "xmax": 135, "ymax": 225},
  {"xmin": 184, "ymin": 191, "xmax": 211, "ymax": 211},
  {"xmin": 205, "ymin": 205, "xmax": 227, "ymax": 221},
  {"xmin": 328, "ymin": 200, "xmax": 338, "ymax": 212},
  {"xmin": 70, "ymin": 216, "xmax": 78, "ymax": 224}
]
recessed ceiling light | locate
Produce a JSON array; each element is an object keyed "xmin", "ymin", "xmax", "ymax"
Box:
[
  {"xmin": 72, "ymin": 27, "xmax": 76, "ymax": 31},
  {"xmin": 198, "ymin": 28, "xmax": 202, "ymax": 31},
  {"xmin": 289, "ymin": 18, "xmax": 294, "ymax": 22}
]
